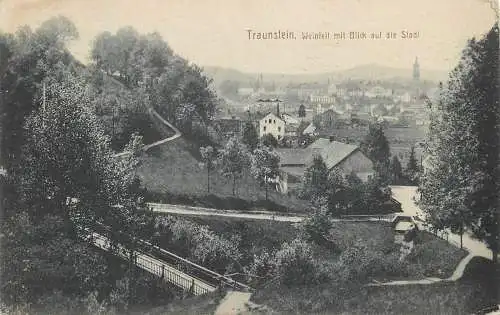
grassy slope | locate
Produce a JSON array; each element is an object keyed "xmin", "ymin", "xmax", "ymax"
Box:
[
  {"xmin": 253, "ymin": 257, "xmax": 499, "ymax": 315},
  {"xmin": 137, "ymin": 137, "xmax": 310, "ymax": 212},
  {"xmin": 164, "ymin": 215, "xmax": 466, "ymax": 281}
]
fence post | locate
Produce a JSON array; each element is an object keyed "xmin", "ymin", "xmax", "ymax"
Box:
[{"xmin": 189, "ymin": 279, "xmax": 195, "ymax": 295}]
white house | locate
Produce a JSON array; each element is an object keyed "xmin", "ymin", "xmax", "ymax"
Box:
[{"xmin": 259, "ymin": 113, "xmax": 285, "ymax": 140}]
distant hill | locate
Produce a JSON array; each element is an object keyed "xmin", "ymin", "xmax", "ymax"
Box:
[{"xmin": 202, "ymin": 64, "xmax": 449, "ymax": 87}]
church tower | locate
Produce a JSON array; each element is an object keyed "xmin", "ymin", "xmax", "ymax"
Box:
[{"xmin": 413, "ymin": 57, "xmax": 420, "ymax": 81}]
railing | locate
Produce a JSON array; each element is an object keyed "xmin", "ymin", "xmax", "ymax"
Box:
[
  {"xmin": 339, "ymin": 214, "xmax": 394, "ymax": 222},
  {"xmin": 78, "ymin": 227, "xmax": 216, "ymax": 295},
  {"xmin": 78, "ymin": 224, "xmax": 254, "ymax": 295}
]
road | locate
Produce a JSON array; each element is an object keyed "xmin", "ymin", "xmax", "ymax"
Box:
[
  {"xmin": 148, "ymin": 203, "xmax": 395, "ymax": 223},
  {"xmin": 390, "ymin": 185, "xmax": 493, "ymax": 260},
  {"xmin": 148, "ymin": 202, "xmax": 305, "ymax": 222}
]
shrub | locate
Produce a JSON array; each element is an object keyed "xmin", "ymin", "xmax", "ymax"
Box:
[
  {"xmin": 271, "ymin": 238, "xmax": 317, "ymax": 286},
  {"xmin": 244, "ymin": 249, "xmax": 275, "ymax": 286},
  {"xmin": 153, "ymin": 216, "xmax": 242, "ymax": 274},
  {"xmin": 300, "ymin": 205, "xmax": 334, "ymax": 247}
]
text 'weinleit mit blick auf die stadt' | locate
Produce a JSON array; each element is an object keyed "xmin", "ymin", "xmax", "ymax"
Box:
[{"xmin": 246, "ymin": 30, "xmax": 420, "ymax": 41}]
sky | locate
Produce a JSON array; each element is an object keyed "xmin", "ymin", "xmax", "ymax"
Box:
[{"xmin": 0, "ymin": 0, "xmax": 497, "ymax": 74}]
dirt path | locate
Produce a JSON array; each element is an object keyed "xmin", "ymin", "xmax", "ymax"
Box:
[{"xmin": 214, "ymin": 291, "xmax": 253, "ymax": 315}]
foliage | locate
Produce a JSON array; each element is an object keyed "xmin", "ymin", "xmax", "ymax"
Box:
[
  {"xmin": 300, "ymin": 203, "xmax": 333, "ymax": 246},
  {"xmin": 298, "ymin": 155, "xmax": 329, "ymax": 200},
  {"xmin": 217, "ymin": 136, "xmax": 249, "ymax": 196},
  {"xmin": 360, "ymin": 122, "xmax": 391, "ymax": 184},
  {"xmin": 1, "ymin": 16, "xmax": 79, "ymax": 170},
  {"xmin": 199, "ymin": 145, "xmax": 217, "ymax": 193},
  {"xmin": 261, "ymin": 133, "xmax": 278, "ymax": 148},
  {"xmin": 90, "ymin": 27, "xmax": 217, "ymax": 140},
  {"xmin": 271, "ymin": 238, "xmax": 317, "ymax": 286},
  {"xmin": 298, "ymin": 104, "xmax": 306, "ymax": 118},
  {"xmin": 250, "ymin": 146, "xmax": 281, "ymax": 200},
  {"xmin": 241, "ymin": 121, "xmax": 259, "ymax": 151},
  {"xmin": 390, "ymin": 155, "xmax": 404, "ymax": 185},
  {"xmin": 0, "ymin": 213, "xmax": 108, "ymax": 306},
  {"xmin": 419, "ymin": 24, "xmax": 499, "ymax": 261},
  {"xmin": 405, "ymin": 145, "xmax": 419, "ymax": 185},
  {"xmin": 153, "ymin": 216, "xmax": 242, "ymax": 274}
]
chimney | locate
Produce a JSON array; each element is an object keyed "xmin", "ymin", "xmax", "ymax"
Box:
[{"xmin": 329, "ymin": 135, "xmax": 335, "ymax": 142}]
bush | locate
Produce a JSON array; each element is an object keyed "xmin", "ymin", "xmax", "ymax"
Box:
[
  {"xmin": 153, "ymin": 216, "xmax": 242, "ymax": 274},
  {"xmin": 271, "ymin": 238, "xmax": 317, "ymax": 286},
  {"xmin": 244, "ymin": 249, "xmax": 275, "ymax": 287},
  {"xmin": 300, "ymin": 206, "xmax": 334, "ymax": 247}
]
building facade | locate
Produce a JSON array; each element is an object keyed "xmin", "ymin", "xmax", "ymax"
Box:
[{"xmin": 259, "ymin": 113, "xmax": 285, "ymax": 140}]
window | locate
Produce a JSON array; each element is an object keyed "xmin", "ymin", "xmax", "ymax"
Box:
[
  {"xmin": 269, "ymin": 119, "xmax": 272, "ymax": 123},
  {"xmin": 278, "ymin": 135, "xmax": 281, "ymax": 140},
  {"xmin": 278, "ymin": 126, "xmax": 281, "ymax": 132},
  {"xmin": 273, "ymin": 120, "xmax": 276, "ymax": 124},
  {"xmin": 263, "ymin": 126, "xmax": 266, "ymax": 132}
]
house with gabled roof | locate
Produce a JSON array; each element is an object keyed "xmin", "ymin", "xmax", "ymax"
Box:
[{"xmin": 275, "ymin": 137, "xmax": 375, "ymax": 192}]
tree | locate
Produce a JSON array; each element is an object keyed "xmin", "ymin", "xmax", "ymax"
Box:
[
  {"xmin": 299, "ymin": 155, "xmax": 329, "ymax": 201},
  {"xmin": 90, "ymin": 28, "xmax": 217, "ymax": 139},
  {"xmin": 360, "ymin": 123, "xmax": 391, "ymax": 184},
  {"xmin": 390, "ymin": 155, "xmax": 403, "ymax": 185},
  {"xmin": 16, "ymin": 69, "xmax": 148, "ymax": 241},
  {"xmin": 218, "ymin": 136, "xmax": 249, "ymax": 196},
  {"xmin": 200, "ymin": 146, "xmax": 217, "ymax": 194},
  {"xmin": 419, "ymin": 24, "xmax": 499, "ymax": 261},
  {"xmin": 250, "ymin": 146, "xmax": 280, "ymax": 200},
  {"xmin": 405, "ymin": 145, "xmax": 419, "ymax": 185},
  {"xmin": 242, "ymin": 121, "xmax": 259, "ymax": 151},
  {"xmin": 298, "ymin": 104, "xmax": 306, "ymax": 118},
  {"xmin": 261, "ymin": 133, "xmax": 278, "ymax": 148},
  {"xmin": 325, "ymin": 170, "xmax": 349, "ymax": 216},
  {"xmin": 1, "ymin": 16, "xmax": 79, "ymax": 171}
]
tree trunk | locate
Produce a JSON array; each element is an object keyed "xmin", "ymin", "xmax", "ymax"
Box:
[
  {"xmin": 265, "ymin": 182, "xmax": 268, "ymax": 201},
  {"xmin": 232, "ymin": 176, "xmax": 236, "ymax": 196},
  {"xmin": 460, "ymin": 224, "xmax": 463, "ymax": 249},
  {"xmin": 207, "ymin": 169, "xmax": 210, "ymax": 194}
]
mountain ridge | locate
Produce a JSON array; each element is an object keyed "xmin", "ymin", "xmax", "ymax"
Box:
[{"xmin": 202, "ymin": 64, "xmax": 449, "ymax": 86}]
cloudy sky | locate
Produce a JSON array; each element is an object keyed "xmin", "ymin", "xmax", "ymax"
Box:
[{"xmin": 0, "ymin": 0, "xmax": 497, "ymax": 73}]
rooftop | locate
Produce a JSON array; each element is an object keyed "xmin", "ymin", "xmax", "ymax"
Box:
[{"xmin": 276, "ymin": 138, "xmax": 361, "ymax": 170}]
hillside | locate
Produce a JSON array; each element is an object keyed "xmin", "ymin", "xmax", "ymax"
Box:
[
  {"xmin": 137, "ymin": 136, "xmax": 310, "ymax": 212},
  {"xmin": 203, "ymin": 64, "xmax": 448, "ymax": 86}
]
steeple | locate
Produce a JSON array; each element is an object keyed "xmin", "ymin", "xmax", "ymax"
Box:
[{"xmin": 413, "ymin": 57, "xmax": 420, "ymax": 81}]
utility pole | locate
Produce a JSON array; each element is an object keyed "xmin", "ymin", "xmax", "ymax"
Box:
[{"xmin": 42, "ymin": 82, "xmax": 46, "ymax": 128}]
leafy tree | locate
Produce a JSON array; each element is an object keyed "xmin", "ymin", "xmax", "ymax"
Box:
[
  {"xmin": 261, "ymin": 133, "xmax": 278, "ymax": 148},
  {"xmin": 360, "ymin": 123, "xmax": 391, "ymax": 184},
  {"xmin": 242, "ymin": 121, "xmax": 259, "ymax": 151},
  {"xmin": 405, "ymin": 145, "xmax": 419, "ymax": 185},
  {"xmin": 419, "ymin": 24, "xmax": 499, "ymax": 260},
  {"xmin": 301, "ymin": 202, "xmax": 333, "ymax": 246},
  {"xmin": 298, "ymin": 104, "xmax": 306, "ymax": 118},
  {"xmin": 299, "ymin": 155, "xmax": 329, "ymax": 201},
  {"xmin": 218, "ymin": 136, "xmax": 249, "ymax": 196},
  {"xmin": 325, "ymin": 169, "xmax": 349, "ymax": 216},
  {"xmin": 250, "ymin": 146, "xmax": 280, "ymax": 200},
  {"xmin": 271, "ymin": 238, "xmax": 316, "ymax": 286},
  {"xmin": 200, "ymin": 145, "xmax": 217, "ymax": 193},
  {"xmin": 1, "ymin": 16, "xmax": 79, "ymax": 170},
  {"xmin": 390, "ymin": 155, "xmax": 403, "ymax": 185},
  {"xmin": 90, "ymin": 28, "xmax": 217, "ymax": 140}
]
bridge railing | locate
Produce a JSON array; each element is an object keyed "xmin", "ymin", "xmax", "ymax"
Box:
[
  {"xmin": 78, "ymin": 227, "xmax": 215, "ymax": 295},
  {"xmin": 78, "ymin": 223, "xmax": 253, "ymax": 293}
]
